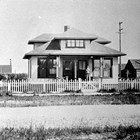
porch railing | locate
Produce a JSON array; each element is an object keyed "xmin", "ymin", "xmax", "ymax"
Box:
[{"xmin": 0, "ymin": 79, "xmax": 140, "ymax": 94}]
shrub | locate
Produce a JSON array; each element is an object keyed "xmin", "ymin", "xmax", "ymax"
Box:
[{"xmin": 0, "ymin": 73, "xmax": 28, "ymax": 81}]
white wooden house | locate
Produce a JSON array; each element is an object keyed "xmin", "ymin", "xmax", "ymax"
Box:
[{"xmin": 23, "ymin": 26, "xmax": 126, "ymax": 84}]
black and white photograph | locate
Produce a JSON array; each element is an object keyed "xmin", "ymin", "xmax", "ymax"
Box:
[{"xmin": 0, "ymin": 0, "xmax": 140, "ymax": 139}]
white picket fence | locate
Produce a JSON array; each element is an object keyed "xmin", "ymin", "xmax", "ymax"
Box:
[{"xmin": 0, "ymin": 79, "xmax": 140, "ymax": 94}]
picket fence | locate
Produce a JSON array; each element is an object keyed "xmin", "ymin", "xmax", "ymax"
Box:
[{"xmin": 0, "ymin": 79, "xmax": 140, "ymax": 94}]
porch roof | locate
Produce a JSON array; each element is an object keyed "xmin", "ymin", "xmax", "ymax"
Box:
[{"xmin": 23, "ymin": 41, "xmax": 126, "ymax": 59}]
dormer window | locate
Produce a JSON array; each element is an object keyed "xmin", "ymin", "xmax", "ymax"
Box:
[{"xmin": 66, "ymin": 40, "xmax": 85, "ymax": 48}]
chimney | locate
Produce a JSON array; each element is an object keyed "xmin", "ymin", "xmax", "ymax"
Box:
[{"xmin": 64, "ymin": 25, "xmax": 70, "ymax": 32}]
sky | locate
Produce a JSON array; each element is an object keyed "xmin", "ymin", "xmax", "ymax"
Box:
[{"xmin": 0, "ymin": 0, "xmax": 140, "ymax": 73}]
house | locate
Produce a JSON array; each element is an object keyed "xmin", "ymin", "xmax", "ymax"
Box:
[
  {"xmin": 0, "ymin": 60, "xmax": 12, "ymax": 74},
  {"xmin": 23, "ymin": 26, "xmax": 126, "ymax": 83},
  {"xmin": 119, "ymin": 64, "xmax": 126, "ymax": 78},
  {"xmin": 124, "ymin": 59, "xmax": 140, "ymax": 79}
]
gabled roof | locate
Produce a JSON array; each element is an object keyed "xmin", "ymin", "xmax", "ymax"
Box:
[
  {"xmin": 129, "ymin": 59, "xmax": 140, "ymax": 70},
  {"xmin": 23, "ymin": 41, "xmax": 126, "ymax": 59},
  {"xmin": 0, "ymin": 65, "xmax": 11, "ymax": 74},
  {"xmin": 28, "ymin": 28, "xmax": 111, "ymax": 44}
]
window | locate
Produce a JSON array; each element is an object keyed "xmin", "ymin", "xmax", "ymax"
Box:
[
  {"xmin": 38, "ymin": 58, "xmax": 47, "ymax": 78},
  {"xmin": 66, "ymin": 40, "xmax": 84, "ymax": 48},
  {"xmin": 137, "ymin": 70, "xmax": 140, "ymax": 78},
  {"xmin": 92, "ymin": 58, "xmax": 112, "ymax": 78},
  {"xmin": 38, "ymin": 57, "xmax": 56, "ymax": 78},
  {"xmin": 79, "ymin": 61, "xmax": 86, "ymax": 70},
  {"xmin": 103, "ymin": 58, "xmax": 112, "ymax": 78},
  {"xmin": 48, "ymin": 58, "xmax": 57, "ymax": 75},
  {"xmin": 93, "ymin": 59, "xmax": 100, "ymax": 77}
]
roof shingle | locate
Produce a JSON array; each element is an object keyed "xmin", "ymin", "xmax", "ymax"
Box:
[
  {"xmin": 23, "ymin": 41, "xmax": 126, "ymax": 59},
  {"xmin": 28, "ymin": 28, "xmax": 111, "ymax": 44}
]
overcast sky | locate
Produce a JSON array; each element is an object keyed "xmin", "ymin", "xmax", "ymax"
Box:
[{"xmin": 0, "ymin": 0, "xmax": 140, "ymax": 73}]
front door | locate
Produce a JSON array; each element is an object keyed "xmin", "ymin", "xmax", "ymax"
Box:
[
  {"xmin": 78, "ymin": 60, "xmax": 87, "ymax": 80},
  {"xmin": 63, "ymin": 60, "xmax": 74, "ymax": 80}
]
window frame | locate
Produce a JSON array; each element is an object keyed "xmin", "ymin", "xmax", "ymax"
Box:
[
  {"xmin": 48, "ymin": 58, "xmax": 57, "ymax": 76},
  {"xmin": 38, "ymin": 58, "xmax": 47, "ymax": 78},
  {"xmin": 92, "ymin": 57, "xmax": 113, "ymax": 78},
  {"xmin": 103, "ymin": 58, "xmax": 113, "ymax": 78},
  {"xmin": 92, "ymin": 58, "xmax": 101, "ymax": 78},
  {"xmin": 38, "ymin": 57, "xmax": 56, "ymax": 78},
  {"xmin": 66, "ymin": 40, "xmax": 85, "ymax": 48}
]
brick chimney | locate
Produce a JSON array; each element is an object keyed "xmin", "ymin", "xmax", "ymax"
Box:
[{"xmin": 64, "ymin": 25, "xmax": 70, "ymax": 32}]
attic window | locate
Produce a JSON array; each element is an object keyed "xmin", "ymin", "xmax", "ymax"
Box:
[{"xmin": 66, "ymin": 40, "xmax": 84, "ymax": 48}]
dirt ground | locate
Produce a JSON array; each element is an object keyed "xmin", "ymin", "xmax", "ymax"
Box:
[{"xmin": 0, "ymin": 105, "xmax": 140, "ymax": 129}]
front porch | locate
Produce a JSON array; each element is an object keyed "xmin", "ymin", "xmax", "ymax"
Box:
[{"xmin": 29, "ymin": 55, "xmax": 118, "ymax": 83}]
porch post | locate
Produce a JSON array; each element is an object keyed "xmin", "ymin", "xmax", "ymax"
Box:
[
  {"xmin": 100, "ymin": 57, "xmax": 103, "ymax": 78},
  {"xmin": 100, "ymin": 57, "xmax": 103, "ymax": 89},
  {"xmin": 28, "ymin": 60, "xmax": 30, "ymax": 78},
  {"xmin": 74, "ymin": 60, "xmax": 77, "ymax": 79},
  {"xmin": 56, "ymin": 56, "xmax": 60, "ymax": 78}
]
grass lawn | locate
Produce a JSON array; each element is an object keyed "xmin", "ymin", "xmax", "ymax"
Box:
[
  {"xmin": 1, "ymin": 125, "xmax": 140, "ymax": 140},
  {"xmin": 0, "ymin": 93, "xmax": 140, "ymax": 107},
  {"xmin": 0, "ymin": 93, "xmax": 140, "ymax": 139}
]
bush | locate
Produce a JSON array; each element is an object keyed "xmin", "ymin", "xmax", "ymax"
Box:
[
  {"xmin": 0, "ymin": 73, "xmax": 28, "ymax": 81},
  {"xmin": 123, "ymin": 88, "xmax": 139, "ymax": 93}
]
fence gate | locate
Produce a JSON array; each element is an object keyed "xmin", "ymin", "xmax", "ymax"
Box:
[{"xmin": 80, "ymin": 79, "xmax": 99, "ymax": 93}]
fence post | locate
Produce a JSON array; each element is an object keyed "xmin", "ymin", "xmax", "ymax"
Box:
[
  {"xmin": 99, "ymin": 78, "xmax": 102, "ymax": 90},
  {"xmin": 131, "ymin": 79, "xmax": 134, "ymax": 89},
  {"xmin": 43, "ymin": 82, "xmax": 46, "ymax": 92},
  {"xmin": 78, "ymin": 78, "xmax": 81, "ymax": 90}
]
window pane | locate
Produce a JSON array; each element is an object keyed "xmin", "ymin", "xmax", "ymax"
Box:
[
  {"xmin": 76, "ymin": 40, "xmax": 80, "ymax": 46},
  {"xmin": 49, "ymin": 68, "xmax": 56, "ymax": 74},
  {"xmin": 94, "ymin": 68, "xmax": 100, "ymax": 77},
  {"xmin": 79, "ymin": 61, "xmax": 86, "ymax": 70},
  {"xmin": 38, "ymin": 58, "xmax": 47, "ymax": 78},
  {"xmin": 79, "ymin": 40, "xmax": 84, "ymax": 47},
  {"xmin": 66, "ymin": 40, "xmax": 84, "ymax": 48},
  {"xmin": 137, "ymin": 70, "xmax": 140, "ymax": 78},
  {"xmin": 103, "ymin": 59, "xmax": 112, "ymax": 77},
  {"xmin": 104, "ymin": 70, "xmax": 110, "ymax": 77},
  {"xmin": 71, "ymin": 42, "xmax": 75, "ymax": 47},
  {"xmin": 94, "ymin": 59, "xmax": 100, "ymax": 67},
  {"xmin": 67, "ymin": 40, "xmax": 71, "ymax": 47},
  {"xmin": 53, "ymin": 59, "xmax": 57, "ymax": 67},
  {"xmin": 93, "ymin": 59, "xmax": 100, "ymax": 77}
]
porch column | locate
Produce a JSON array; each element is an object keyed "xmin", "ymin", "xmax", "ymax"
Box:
[
  {"xmin": 100, "ymin": 57, "xmax": 103, "ymax": 78},
  {"xmin": 74, "ymin": 60, "xmax": 78, "ymax": 79},
  {"xmin": 28, "ymin": 59, "xmax": 31, "ymax": 78},
  {"xmin": 56, "ymin": 56, "xmax": 60, "ymax": 78}
]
